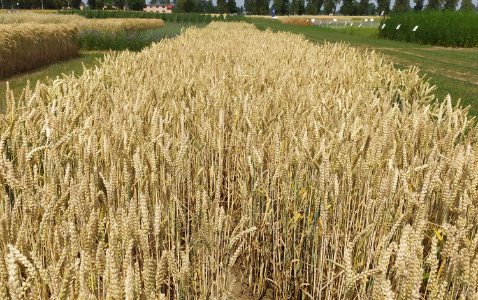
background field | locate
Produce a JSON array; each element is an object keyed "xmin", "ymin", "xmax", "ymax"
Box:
[
  {"xmin": 0, "ymin": 22, "xmax": 204, "ymax": 107},
  {"xmin": 250, "ymin": 17, "xmax": 478, "ymax": 116}
]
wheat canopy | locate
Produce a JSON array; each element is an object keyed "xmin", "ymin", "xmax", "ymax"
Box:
[{"xmin": 0, "ymin": 22, "xmax": 477, "ymax": 299}]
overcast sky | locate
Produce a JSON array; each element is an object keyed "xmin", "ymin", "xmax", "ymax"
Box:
[{"xmin": 224, "ymin": 0, "xmax": 478, "ymax": 10}]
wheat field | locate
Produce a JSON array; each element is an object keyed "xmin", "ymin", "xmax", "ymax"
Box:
[
  {"xmin": 0, "ymin": 22, "xmax": 477, "ymax": 299},
  {"xmin": 0, "ymin": 12, "xmax": 165, "ymax": 32},
  {"xmin": 0, "ymin": 23, "xmax": 78, "ymax": 79}
]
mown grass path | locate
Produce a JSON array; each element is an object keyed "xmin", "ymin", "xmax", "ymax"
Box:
[{"xmin": 250, "ymin": 18, "xmax": 478, "ymax": 116}]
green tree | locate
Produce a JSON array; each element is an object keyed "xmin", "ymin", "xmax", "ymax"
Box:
[
  {"xmin": 323, "ymin": 0, "xmax": 334, "ymax": 13},
  {"xmin": 377, "ymin": 0, "xmax": 390, "ymax": 14},
  {"xmin": 290, "ymin": 0, "xmax": 298, "ymax": 13},
  {"xmin": 460, "ymin": 0, "xmax": 474, "ymax": 10},
  {"xmin": 298, "ymin": 0, "xmax": 305, "ymax": 13},
  {"xmin": 127, "ymin": 0, "xmax": 144, "ymax": 10},
  {"xmin": 393, "ymin": 0, "xmax": 409, "ymax": 12},
  {"xmin": 272, "ymin": 0, "xmax": 283, "ymax": 14},
  {"xmin": 443, "ymin": 0, "xmax": 457, "ymax": 10},
  {"xmin": 193, "ymin": 0, "xmax": 206, "ymax": 12},
  {"xmin": 315, "ymin": 0, "xmax": 324, "ymax": 12},
  {"xmin": 305, "ymin": 0, "xmax": 317, "ymax": 13},
  {"xmin": 254, "ymin": 0, "xmax": 269, "ymax": 14},
  {"xmin": 253, "ymin": 0, "xmax": 269, "ymax": 15},
  {"xmin": 244, "ymin": 0, "xmax": 253, "ymax": 12},
  {"xmin": 358, "ymin": 0, "xmax": 368, "ymax": 14},
  {"xmin": 205, "ymin": 0, "xmax": 216, "ymax": 12},
  {"xmin": 96, "ymin": 0, "xmax": 104, "ymax": 9},
  {"xmin": 116, "ymin": 0, "xmax": 126, "ymax": 9},
  {"xmin": 227, "ymin": 0, "xmax": 237, "ymax": 13},
  {"xmin": 217, "ymin": 0, "xmax": 227, "ymax": 12},
  {"xmin": 426, "ymin": 0, "xmax": 441, "ymax": 10},
  {"xmin": 71, "ymin": 0, "xmax": 81, "ymax": 8},
  {"xmin": 413, "ymin": 0, "xmax": 423, "ymax": 11},
  {"xmin": 368, "ymin": 2, "xmax": 375, "ymax": 13},
  {"xmin": 339, "ymin": 0, "xmax": 353, "ymax": 14}
]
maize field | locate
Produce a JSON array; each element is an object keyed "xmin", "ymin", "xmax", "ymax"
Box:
[
  {"xmin": 0, "ymin": 22, "xmax": 477, "ymax": 299},
  {"xmin": 0, "ymin": 24, "xmax": 78, "ymax": 80}
]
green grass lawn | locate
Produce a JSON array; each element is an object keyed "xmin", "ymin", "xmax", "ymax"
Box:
[{"xmin": 250, "ymin": 18, "xmax": 478, "ymax": 116}]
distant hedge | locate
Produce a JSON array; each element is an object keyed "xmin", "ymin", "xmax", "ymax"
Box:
[
  {"xmin": 58, "ymin": 10, "xmax": 247, "ymax": 23},
  {"xmin": 378, "ymin": 10, "xmax": 478, "ymax": 47}
]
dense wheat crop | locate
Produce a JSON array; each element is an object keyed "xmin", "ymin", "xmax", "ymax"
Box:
[
  {"xmin": 0, "ymin": 22, "xmax": 477, "ymax": 299},
  {"xmin": 0, "ymin": 23, "xmax": 78, "ymax": 79},
  {"xmin": 0, "ymin": 12, "xmax": 165, "ymax": 32}
]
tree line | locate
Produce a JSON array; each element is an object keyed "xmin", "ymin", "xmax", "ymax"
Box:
[
  {"xmin": 3, "ymin": 0, "xmax": 475, "ymax": 15},
  {"xmin": 245, "ymin": 0, "xmax": 477, "ymax": 15},
  {"xmin": 172, "ymin": 0, "xmax": 242, "ymax": 14}
]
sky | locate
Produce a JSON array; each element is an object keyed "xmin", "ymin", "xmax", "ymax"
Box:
[{"xmin": 218, "ymin": 0, "xmax": 478, "ymax": 10}]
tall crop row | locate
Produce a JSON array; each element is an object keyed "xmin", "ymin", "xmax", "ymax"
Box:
[
  {"xmin": 1, "ymin": 22, "xmax": 477, "ymax": 299},
  {"xmin": 379, "ymin": 10, "xmax": 478, "ymax": 47},
  {"xmin": 0, "ymin": 24, "xmax": 78, "ymax": 79},
  {"xmin": 58, "ymin": 9, "xmax": 248, "ymax": 23}
]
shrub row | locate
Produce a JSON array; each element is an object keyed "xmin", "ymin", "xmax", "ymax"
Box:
[
  {"xmin": 378, "ymin": 10, "xmax": 478, "ymax": 47},
  {"xmin": 58, "ymin": 10, "xmax": 248, "ymax": 23},
  {"xmin": 0, "ymin": 23, "xmax": 78, "ymax": 79}
]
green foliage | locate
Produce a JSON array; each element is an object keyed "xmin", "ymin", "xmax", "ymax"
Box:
[
  {"xmin": 305, "ymin": 0, "xmax": 318, "ymax": 14},
  {"xmin": 392, "ymin": 0, "xmax": 409, "ymax": 13},
  {"xmin": 272, "ymin": 0, "xmax": 283, "ymax": 14},
  {"xmin": 357, "ymin": 0, "xmax": 368, "ymax": 15},
  {"xmin": 378, "ymin": 10, "xmax": 478, "ymax": 47},
  {"xmin": 116, "ymin": 0, "xmax": 126, "ymax": 9},
  {"xmin": 340, "ymin": 0, "xmax": 354, "ymax": 15},
  {"xmin": 290, "ymin": 0, "xmax": 298, "ymax": 14},
  {"xmin": 443, "ymin": 0, "xmax": 458, "ymax": 10},
  {"xmin": 177, "ymin": 0, "xmax": 195, "ymax": 12},
  {"xmin": 217, "ymin": 0, "xmax": 228, "ymax": 13},
  {"xmin": 425, "ymin": 0, "xmax": 441, "ymax": 10},
  {"xmin": 368, "ymin": 2, "xmax": 376, "ymax": 14},
  {"xmin": 323, "ymin": 0, "xmax": 334, "ymax": 14},
  {"xmin": 192, "ymin": 0, "xmax": 206, "ymax": 12},
  {"xmin": 254, "ymin": 0, "xmax": 269, "ymax": 14},
  {"xmin": 315, "ymin": 0, "xmax": 324, "ymax": 12},
  {"xmin": 377, "ymin": 0, "xmax": 390, "ymax": 15},
  {"xmin": 460, "ymin": 0, "xmax": 474, "ymax": 10},
  {"xmin": 298, "ymin": 0, "xmax": 305, "ymax": 13},
  {"xmin": 127, "ymin": 0, "xmax": 145, "ymax": 10},
  {"xmin": 244, "ymin": 0, "xmax": 253, "ymax": 13},
  {"xmin": 413, "ymin": 0, "xmax": 424, "ymax": 11},
  {"xmin": 227, "ymin": 0, "xmax": 237, "ymax": 13},
  {"xmin": 71, "ymin": 0, "xmax": 82, "ymax": 9},
  {"xmin": 205, "ymin": 0, "xmax": 216, "ymax": 12},
  {"xmin": 58, "ymin": 10, "xmax": 248, "ymax": 22}
]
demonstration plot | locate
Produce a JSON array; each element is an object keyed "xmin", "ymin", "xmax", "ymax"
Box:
[{"xmin": 0, "ymin": 22, "xmax": 477, "ymax": 299}]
